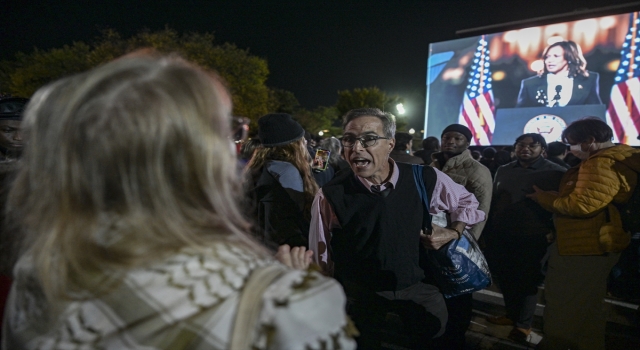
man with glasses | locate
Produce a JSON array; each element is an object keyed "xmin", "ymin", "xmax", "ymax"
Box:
[
  {"xmin": 309, "ymin": 108, "xmax": 484, "ymax": 348},
  {"xmin": 429, "ymin": 124, "xmax": 492, "ymax": 349},
  {"xmin": 484, "ymin": 133, "xmax": 566, "ymax": 343}
]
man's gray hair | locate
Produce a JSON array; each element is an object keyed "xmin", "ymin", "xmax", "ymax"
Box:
[{"xmin": 342, "ymin": 108, "xmax": 396, "ymax": 138}]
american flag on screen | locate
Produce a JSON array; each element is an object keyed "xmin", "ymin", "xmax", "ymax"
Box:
[
  {"xmin": 458, "ymin": 35, "xmax": 495, "ymax": 146},
  {"xmin": 607, "ymin": 12, "xmax": 640, "ymax": 145}
]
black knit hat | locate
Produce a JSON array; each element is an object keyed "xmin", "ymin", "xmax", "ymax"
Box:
[
  {"xmin": 258, "ymin": 113, "xmax": 305, "ymax": 147},
  {"xmin": 0, "ymin": 98, "xmax": 28, "ymax": 120},
  {"xmin": 442, "ymin": 124, "xmax": 472, "ymax": 142}
]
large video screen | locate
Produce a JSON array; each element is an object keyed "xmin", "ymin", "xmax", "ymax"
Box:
[{"xmin": 425, "ymin": 11, "xmax": 640, "ymax": 145}]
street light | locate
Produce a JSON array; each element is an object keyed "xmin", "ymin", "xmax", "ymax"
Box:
[
  {"xmin": 408, "ymin": 128, "xmax": 415, "ymax": 135},
  {"xmin": 396, "ymin": 103, "xmax": 405, "ymax": 115},
  {"xmin": 318, "ymin": 131, "xmax": 324, "ymax": 136}
]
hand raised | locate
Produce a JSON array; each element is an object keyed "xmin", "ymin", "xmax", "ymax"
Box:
[{"xmin": 275, "ymin": 244, "xmax": 314, "ymax": 270}]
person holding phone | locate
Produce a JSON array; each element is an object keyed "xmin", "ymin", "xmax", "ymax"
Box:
[
  {"xmin": 311, "ymin": 148, "xmax": 335, "ymax": 186},
  {"xmin": 319, "ymin": 137, "xmax": 351, "ymax": 173},
  {"xmin": 516, "ymin": 40, "xmax": 601, "ymax": 108},
  {"xmin": 246, "ymin": 113, "xmax": 319, "ymax": 248}
]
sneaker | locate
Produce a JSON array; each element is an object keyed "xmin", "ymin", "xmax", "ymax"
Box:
[
  {"xmin": 486, "ymin": 315, "xmax": 514, "ymax": 326},
  {"xmin": 508, "ymin": 327, "xmax": 531, "ymax": 344}
]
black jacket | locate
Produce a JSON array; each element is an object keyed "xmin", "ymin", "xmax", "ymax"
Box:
[{"xmin": 248, "ymin": 162, "xmax": 309, "ymax": 248}]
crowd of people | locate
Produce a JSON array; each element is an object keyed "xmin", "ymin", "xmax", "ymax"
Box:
[{"xmin": 0, "ymin": 51, "xmax": 639, "ymax": 350}]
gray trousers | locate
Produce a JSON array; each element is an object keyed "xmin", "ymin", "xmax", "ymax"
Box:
[
  {"xmin": 345, "ymin": 281, "xmax": 448, "ymax": 349},
  {"xmin": 376, "ymin": 282, "xmax": 449, "ymax": 338},
  {"xmin": 538, "ymin": 243, "xmax": 620, "ymax": 350}
]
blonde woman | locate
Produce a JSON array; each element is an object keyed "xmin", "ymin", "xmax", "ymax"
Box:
[
  {"xmin": 245, "ymin": 114, "xmax": 319, "ymax": 248},
  {"xmin": 2, "ymin": 53, "xmax": 355, "ymax": 349}
]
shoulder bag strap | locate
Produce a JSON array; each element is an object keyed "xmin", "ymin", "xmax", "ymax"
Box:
[
  {"xmin": 412, "ymin": 164, "xmax": 432, "ymax": 230},
  {"xmin": 230, "ymin": 264, "xmax": 288, "ymax": 350}
]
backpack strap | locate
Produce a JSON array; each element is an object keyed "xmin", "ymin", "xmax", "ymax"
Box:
[
  {"xmin": 616, "ymin": 152, "xmax": 640, "ymax": 173},
  {"xmin": 611, "ymin": 152, "xmax": 640, "ymax": 233}
]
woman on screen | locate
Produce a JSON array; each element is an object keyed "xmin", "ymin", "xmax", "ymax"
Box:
[{"xmin": 516, "ymin": 40, "xmax": 602, "ymax": 108}]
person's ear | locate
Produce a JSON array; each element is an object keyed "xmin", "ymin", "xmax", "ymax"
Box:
[{"xmin": 388, "ymin": 137, "xmax": 395, "ymax": 153}]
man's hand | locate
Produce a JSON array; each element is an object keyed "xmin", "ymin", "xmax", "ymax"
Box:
[
  {"xmin": 420, "ymin": 224, "xmax": 459, "ymax": 250},
  {"xmin": 275, "ymin": 244, "xmax": 314, "ymax": 270},
  {"xmin": 526, "ymin": 185, "xmax": 558, "ymax": 203}
]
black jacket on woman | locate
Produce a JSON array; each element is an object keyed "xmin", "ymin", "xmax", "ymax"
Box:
[{"xmin": 248, "ymin": 160, "xmax": 309, "ymax": 248}]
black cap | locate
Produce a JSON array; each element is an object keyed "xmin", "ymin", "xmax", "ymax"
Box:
[
  {"xmin": 258, "ymin": 113, "xmax": 305, "ymax": 147},
  {"xmin": 442, "ymin": 124, "xmax": 472, "ymax": 142},
  {"xmin": 0, "ymin": 98, "xmax": 28, "ymax": 120}
]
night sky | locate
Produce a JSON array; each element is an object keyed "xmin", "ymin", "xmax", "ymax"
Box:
[{"xmin": 2, "ymin": 0, "xmax": 637, "ymax": 130}]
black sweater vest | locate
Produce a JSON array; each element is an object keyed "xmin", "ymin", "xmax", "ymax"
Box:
[{"xmin": 323, "ymin": 163, "xmax": 436, "ymax": 291}]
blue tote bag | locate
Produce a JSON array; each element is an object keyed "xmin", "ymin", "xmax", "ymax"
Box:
[{"xmin": 412, "ymin": 164, "xmax": 491, "ymax": 298}]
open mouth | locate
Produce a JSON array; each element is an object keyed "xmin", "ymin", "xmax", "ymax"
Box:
[{"xmin": 352, "ymin": 158, "xmax": 371, "ymax": 169}]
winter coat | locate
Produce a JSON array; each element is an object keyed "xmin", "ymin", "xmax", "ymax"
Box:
[
  {"xmin": 537, "ymin": 144, "xmax": 640, "ymax": 255},
  {"xmin": 430, "ymin": 149, "xmax": 492, "ymax": 239},
  {"xmin": 248, "ymin": 161, "xmax": 309, "ymax": 248}
]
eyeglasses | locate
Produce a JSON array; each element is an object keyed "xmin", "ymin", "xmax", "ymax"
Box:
[
  {"xmin": 341, "ymin": 134, "xmax": 390, "ymax": 148},
  {"xmin": 515, "ymin": 142, "xmax": 541, "ymax": 150}
]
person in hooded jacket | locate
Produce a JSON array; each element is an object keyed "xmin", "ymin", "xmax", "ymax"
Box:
[{"xmin": 246, "ymin": 113, "xmax": 319, "ymax": 248}]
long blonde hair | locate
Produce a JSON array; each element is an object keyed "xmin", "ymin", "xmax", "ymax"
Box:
[
  {"xmin": 247, "ymin": 139, "xmax": 318, "ymax": 220},
  {"xmin": 7, "ymin": 53, "xmax": 267, "ymax": 302}
]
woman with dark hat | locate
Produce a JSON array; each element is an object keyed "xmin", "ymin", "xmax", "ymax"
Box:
[{"xmin": 246, "ymin": 113, "xmax": 319, "ymax": 248}]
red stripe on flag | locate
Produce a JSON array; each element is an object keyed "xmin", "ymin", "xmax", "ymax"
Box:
[
  {"xmin": 618, "ymin": 82, "xmax": 640, "ymax": 132},
  {"xmin": 631, "ymin": 102, "xmax": 640, "ymax": 134},
  {"xmin": 474, "ymin": 96, "xmax": 491, "ymax": 139},
  {"xmin": 608, "ymin": 84, "xmax": 626, "ymax": 141},
  {"xmin": 461, "ymin": 107, "xmax": 481, "ymax": 145},
  {"xmin": 481, "ymin": 92, "xmax": 495, "ymax": 140},
  {"xmin": 468, "ymin": 97, "xmax": 487, "ymax": 144}
]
